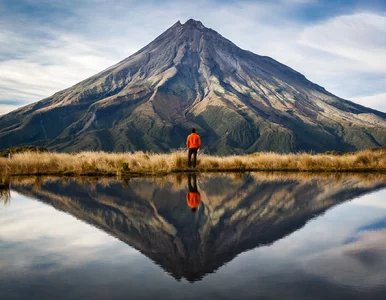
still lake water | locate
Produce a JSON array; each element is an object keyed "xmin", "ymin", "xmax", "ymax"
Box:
[{"xmin": 1, "ymin": 173, "xmax": 386, "ymax": 300}]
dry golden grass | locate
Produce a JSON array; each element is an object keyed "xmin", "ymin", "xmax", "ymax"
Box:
[{"xmin": 0, "ymin": 148, "xmax": 385, "ymax": 180}]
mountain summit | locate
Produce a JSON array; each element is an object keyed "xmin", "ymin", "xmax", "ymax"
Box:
[{"xmin": 1, "ymin": 19, "xmax": 385, "ymax": 153}]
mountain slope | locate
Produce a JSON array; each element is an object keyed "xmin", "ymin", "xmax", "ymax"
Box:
[{"xmin": 1, "ymin": 19, "xmax": 385, "ymax": 153}]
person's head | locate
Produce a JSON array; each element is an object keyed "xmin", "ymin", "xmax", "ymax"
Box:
[{"xmin": 191, "ymin": 128, "xmax": 196, "ymax": 133}]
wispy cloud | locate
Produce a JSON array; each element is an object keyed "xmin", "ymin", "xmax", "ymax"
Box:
[
  {"xmin": 300, "ymin": 13, "xmax": 386, "ymax": 71},
  {"xmin": 0, "ymin": 104, "xmax": 22, "ymax": 115},
  {"xmin": 351, "ymin": 93, "xmax": 386, "ymax": 113}
]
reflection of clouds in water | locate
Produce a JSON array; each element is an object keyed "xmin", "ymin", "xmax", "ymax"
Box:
[
  {"xmin": 352, "ymin": 190, "xmax": 386, "ymax": 209},
  {"xmin": 1, "ymin": 192, "xmax": 118, "ymax": 246},
  {"xmin": 344, "ymin": 216, "xmax": 386, "ymax": 245},
  {"xmin": 238, "ymin": 190, "xmax": 386, "ymax": 288},
  {"xmin": 0, "ymin": 240, "xmax": 67, "ymax": 273},
  {"xmin": 256, "ymin": 190, "xmax": 386, "ymax": 260},
  {"xmin": 1, "ymin": 179, "xmax": 386, "ymax": 299},
  {"xmin": 302, "ymin": 229, "xmax": 386, "ymax": 288},
  {"xmin": 0, "ymin": 192, "xmax": 140, "ymax": 273},
  {"xmin": 291, "ymin": 190, "xmax": 386, "ymax": 288}
]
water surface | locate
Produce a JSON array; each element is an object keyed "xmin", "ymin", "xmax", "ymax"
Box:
[{"xmin": 1, "ymin": 173, "xmax": 386, "ymax": 299}]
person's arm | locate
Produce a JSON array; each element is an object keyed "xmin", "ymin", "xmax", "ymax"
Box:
[{"xmin": 186, "ymin": 136, "xmax": 190, "ymax": 148}]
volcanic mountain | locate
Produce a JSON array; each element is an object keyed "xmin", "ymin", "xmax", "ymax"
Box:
[{"xmin": 1, "ymin": 19, "xmax": 385, "ymax": 153}]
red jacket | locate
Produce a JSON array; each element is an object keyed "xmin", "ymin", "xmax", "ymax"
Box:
[
  {"xmin": 186, "ymin": 133, "xmax": 201, "ymax": 149},
  {"xmin": 186, "ymin": 192, "xmax": 201, "ymax": 209}
]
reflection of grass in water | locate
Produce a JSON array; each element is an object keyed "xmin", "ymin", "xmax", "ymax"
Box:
[
  {"xmin": 0, "ymin": 184, "xmax": 10, "ymax": 207},
  {"xmin": 8, "ymin": 171, "xmax": 386, "ymax": 195}
]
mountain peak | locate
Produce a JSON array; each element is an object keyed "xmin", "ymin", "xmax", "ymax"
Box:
[{"xmin": 183, "ymin": 18, "xmax": 205, "ymax": 29}]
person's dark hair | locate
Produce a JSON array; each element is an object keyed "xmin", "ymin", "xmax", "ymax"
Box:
[
  {"xmin": 191, "ymin": 207, "xmax": 197, "ymax": 212},
  {"xmin": 191, "ymin": 128, "xmax": 196, "ymax": 133}
]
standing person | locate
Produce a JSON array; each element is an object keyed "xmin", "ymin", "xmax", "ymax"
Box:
[{"xmin": 186, "ymin": 128, "xmax": 201, "ymax": 168}]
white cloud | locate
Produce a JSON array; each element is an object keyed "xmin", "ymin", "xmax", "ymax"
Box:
[
  {"xmin": 0, "ymin": 104, "xmax": 21, "ymax": 114},
  {"xmin": 0, "ymin": 31, "xmax": 118, "ymax": 115},
  {"xmin": 244, "ymin": 12, "xmax": 386, "ymax": 105},
  {"xmin": 350, "ymin": 93, "xmax": 386, "ymax": 113},
  {"xmin": 299, "ymin": 13, "xmax": 386, "ymax": 72}
]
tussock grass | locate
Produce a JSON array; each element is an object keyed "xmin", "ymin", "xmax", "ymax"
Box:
[
  {"xmin": 0, "ymin": 145, "xmax": 48, "ymax": 158},
  {"xmin": 0, "ymin": 148, "xmax": 385, "ymax": 179}
]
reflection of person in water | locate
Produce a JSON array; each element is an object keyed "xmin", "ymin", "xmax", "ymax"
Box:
[{"xmin": 186, "ymin": 174, "xmax": 201, "ymax": 212}]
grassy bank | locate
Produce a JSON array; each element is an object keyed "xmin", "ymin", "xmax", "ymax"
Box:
[{"xmin": 0, "ymin": 147, "xmax": 385, "ymax": 179}]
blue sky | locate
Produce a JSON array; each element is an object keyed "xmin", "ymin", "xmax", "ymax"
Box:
[{"xmin": 0, "ymin": 0, "xmax": 386, "ymax": 114}]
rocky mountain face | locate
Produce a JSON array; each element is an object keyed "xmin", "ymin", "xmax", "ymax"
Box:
[
  {"xmin": 1, "ymin": 19, "xmax": 385, "ymax": 153},
  {"xmin": 11, "ymin": 174, "xmax": 386, "ymax": 281}
]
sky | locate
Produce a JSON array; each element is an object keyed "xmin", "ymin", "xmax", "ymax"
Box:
[{"xmin": 0, "ymin": 0, "xmax": 386, "ymax": 115}]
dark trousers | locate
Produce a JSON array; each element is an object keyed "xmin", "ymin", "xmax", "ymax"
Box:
[
  {"xmin": 188, "ymin": 148, "xmax": 198, "ymax": 167},
  {"xmin": 188, "ymin": 174, "xmax": 198, "ymax": 192}
]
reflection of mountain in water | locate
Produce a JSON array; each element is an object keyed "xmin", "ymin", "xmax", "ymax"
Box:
[{"xmin": 11, "ymin": 174, "xmax": 386, "ymax": 281}]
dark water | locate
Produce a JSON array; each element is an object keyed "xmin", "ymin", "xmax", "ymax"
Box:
[{"xmin": 1, "ymin": 173, "xmax": 386, "ymax": 300}]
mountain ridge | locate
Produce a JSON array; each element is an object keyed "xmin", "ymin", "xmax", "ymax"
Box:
[{"xmin": 1, "ymin": 19, "xmax": 385, "ymax": 153}]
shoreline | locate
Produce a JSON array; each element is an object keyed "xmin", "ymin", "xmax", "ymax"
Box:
[
  {"xmin": 4, "ymin": 167, "xmax": 386, "ymax": 179},
  {"xmin": 1, "ymin": 148, "xmax": 385, "ymax": 181},
  {"xmin": 3, "ymin": 171, "xmax": 386, "ymax": 189}
]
